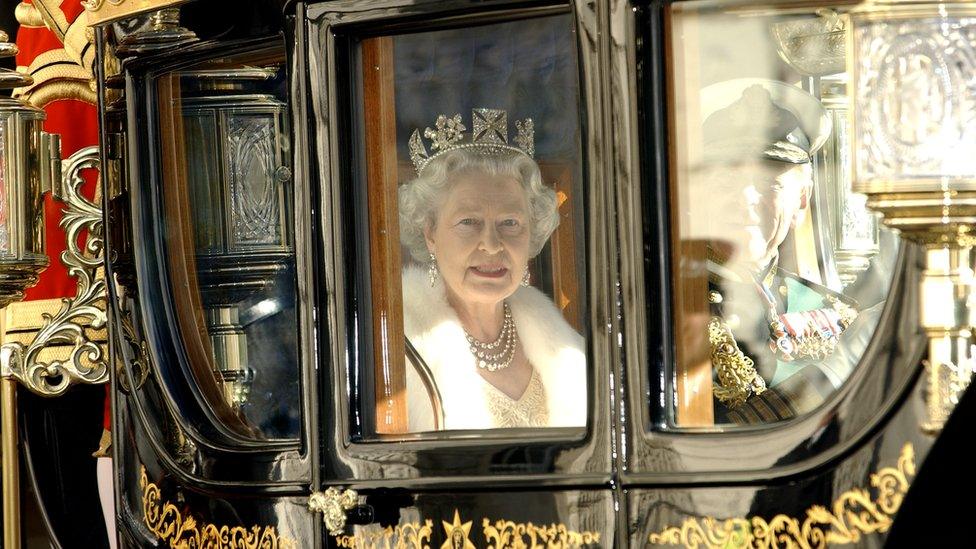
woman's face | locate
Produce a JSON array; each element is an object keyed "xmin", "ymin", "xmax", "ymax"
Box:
[{"xmin": 425, "ymin": 172, "xmax": 531, "ymax": 308}]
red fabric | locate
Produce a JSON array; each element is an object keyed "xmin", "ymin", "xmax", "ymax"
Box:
[{"xmin": 16, "ymin": 0, "xmax": 100, "ymax": 300}]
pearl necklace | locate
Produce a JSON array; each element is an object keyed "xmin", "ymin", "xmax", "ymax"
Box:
[{"xmin": 464, "ymin": 302, "xmax": 519, "ymax": 372}]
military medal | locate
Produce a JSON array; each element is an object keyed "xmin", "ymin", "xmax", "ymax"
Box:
[
  {"xmin": 707, "ymin": 264, "xmax": 859, "ymax": 408},
  {"xmin": 766, "ymin": 296, "xmax": 858, "ymax": 362},
  {"xmin": 749, "ymin": 266, "xmax": 859, "ymax": 361}
]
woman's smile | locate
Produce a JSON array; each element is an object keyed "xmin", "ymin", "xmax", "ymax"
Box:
[{"xmin": 470, "ymin": 264, "xmax": 509, "ymax": 278}]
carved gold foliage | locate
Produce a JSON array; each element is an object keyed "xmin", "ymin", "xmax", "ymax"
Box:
[
  {"xmin": 140, "ymin": 466, "xmax": 297, "ymax": 548},
  {"xmin": 2, "ymin": 147, "xmax": 108, "ymax": 396},
  {"xmin": 483, "ymin": 519, "xmax": 601, "ymax": 548},
  {"xmin": 116, "ymin": 287, "xmax": 151, "ymax": 393},
  {"xmin": 333, "ymin": 521, "xmax": 434, "ymax": 549},
  {"xmin": 648, "ymin": 518, "xmax": 751, "ymax": 548},
  {"xmin": 649, "ymin": 443, "xmax": 915, "ymax": 548},
  {"xmin": 328, "ymin": 511, "xmax": 600, "ymax": 549}
]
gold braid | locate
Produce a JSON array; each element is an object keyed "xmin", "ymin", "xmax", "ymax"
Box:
[{"xmin": 709, "ymin": 316, "xmax": 767, "ymax": 408}]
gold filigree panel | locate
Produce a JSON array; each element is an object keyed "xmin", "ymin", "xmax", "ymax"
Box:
[
  {"xmin": 1, "ymin": 148, "xmax": 109, "ymax": 396},
  {"xmin": 483, "ymin": 519, "xmax": 601, "ymax": 548},
  {"xmin": 116, "ymin": 286, "xmax": 151, "ymax": 393},
  {"xmin": 648, "ymin": 443, "xmax": 916, "ymax": 548},
  {"xmin": 331, "ymin": 509, "xmax": 600, "ymax": 549},
  {"xmin": 141, "ymin": 466, "xmax": 297, "ymax": 548},
  {"xmin": 334, "ymin": 522, "xmax": 434, "ymax": 549}
]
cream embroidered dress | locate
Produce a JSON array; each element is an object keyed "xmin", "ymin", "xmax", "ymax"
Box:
[{"xmin": 483, "ymin": 370, "xmax": 550, "ymax": 428}]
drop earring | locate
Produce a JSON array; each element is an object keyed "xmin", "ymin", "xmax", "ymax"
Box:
[
  {"xmin": 428, "ymin": 253, "xmax": 439, "ymax": 287},
  {"xmin": 521, "ymin": 267, "xmax": 531, "ymax": 287}
]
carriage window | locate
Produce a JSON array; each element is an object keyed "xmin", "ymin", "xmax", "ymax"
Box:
[
  {"xmin": 156, "ymin": 53, "xmax": 301, "ymax": 439},
  {"xmin": 347, "ymin": 14, "xmax": 588, "ymax": 436},
  {"xmin": 666, "ymin": 3, "xmax": 898, "ymax": 428}
]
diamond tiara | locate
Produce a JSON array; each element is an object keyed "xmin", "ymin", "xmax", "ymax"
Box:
[{"xmin": 408, "ymin": 108, "xmax": 535, "ymax": 176}]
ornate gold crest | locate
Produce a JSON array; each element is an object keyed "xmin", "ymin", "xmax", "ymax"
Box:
[{"xmin": 441, "ymin": 510, "xmax": 476, "ymax": 549}]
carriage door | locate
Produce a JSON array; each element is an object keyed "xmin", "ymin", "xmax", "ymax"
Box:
[
  {"xmin": 105, "ymin": 27, "xmax": 316, "ymax": 545},
  {"xmin": 617, "ymin": 1, "xmax": 932, "ymax": 547},
  {"xmin": 301, "ymin": 1, "xmax": 616, "ymax": 546}
]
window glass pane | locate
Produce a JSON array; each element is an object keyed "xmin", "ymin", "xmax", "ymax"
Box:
[
  {"xmin": 666, "ymin": 3, "xmax": 899, "ymax": 428},
  {"xmin": 349, "ymin": 14, "xmax": 588, "ymax": 436},
  {"xmin": 156, "ymin": 54, "xmax": 301, "ymax": 439}
]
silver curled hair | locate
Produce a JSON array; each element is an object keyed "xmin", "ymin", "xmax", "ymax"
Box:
[{"xmin": 399, "ymin": 148, "xmax": 560, "ymax": 263}]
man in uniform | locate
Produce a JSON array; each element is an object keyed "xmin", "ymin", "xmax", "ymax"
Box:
[{"xmin": 687, "ymin": 78, "xmax": 876, "ymax": 424}]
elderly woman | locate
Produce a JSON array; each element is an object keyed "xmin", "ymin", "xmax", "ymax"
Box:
[{"xmin": 398, "ymin": 109, "xmax": 586, "ymax": 431}]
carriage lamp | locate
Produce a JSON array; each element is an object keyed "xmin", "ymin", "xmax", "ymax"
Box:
[
  {"xmin": 0, "ymin": 31, "xmax": 62, "ymax": 549},
  {"xmin": 0, "ymin": 39, "xmax": 60, "ymax": 307},
  {"xmin": 114, "ymin": 8, "xmax": 198, "ymax": 57},
  {"xmin": 850, "ymin": 0, "xmax": 976, "ymax": 431},
  {"xmin": 180, "ymin": 68, "xmax": 293, "ymax": 409}
]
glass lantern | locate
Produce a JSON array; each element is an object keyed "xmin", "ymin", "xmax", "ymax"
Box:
[{"xmin": 851, "ymin": 0, "xmax": 976, "ymax": 430}]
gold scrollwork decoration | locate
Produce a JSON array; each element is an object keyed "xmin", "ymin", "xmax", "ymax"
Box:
[
  {"xmin": 1, "ymin": 147, "xmax": 108, "ymax": 396},
  {"xmin": 141, "ymin": 466, "xmax": 297, "ymax": 548},
  {"xmin": 328, "ymin": 508, "xmax": 601, "ymax": 549},
  {"xmin": 709, "ymin": 316, "xmax": 767, "ymax": 408},
  {"xmin": 334, "ymin": 522, "xmax": 434, "ymax": 549},
  {"xmin": 649, "ymin": 443, "xmax": 916, "ymax": 548},
  {"xmin": 483, "ymin": 519, "xmax": 600, "ymax": 549},
  {"xmin": 116, "ymin": 287, "xmax": 151, "ymax": 393}
]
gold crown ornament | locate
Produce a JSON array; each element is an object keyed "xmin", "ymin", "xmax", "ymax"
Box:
[{"xmin": 409, "ymin": 108, "xmax": 535, "ymax": 175}]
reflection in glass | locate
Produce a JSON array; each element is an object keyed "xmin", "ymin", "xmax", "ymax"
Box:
[
  {"xmin": 668, "ymin": 4, "xmax": 898, "ymax": 428},
  {"xmin": 158, "ymin": 60, "xmax": 301, "ymax": 439},
  {"xmin": 818, "ymin": 75, "xmax": 880, "ymax": 288},
  {"xmin": 850, "ymin": 7, "xmax": 976, "ymax": 432},
  {"xmin": 351, "ymin": 15, "xmax": 587, "ymax": 435}
]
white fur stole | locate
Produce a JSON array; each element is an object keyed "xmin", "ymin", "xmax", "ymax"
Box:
[{"xmin": 401, "ymin": 267, "xmax": 587, "ymax": 430}]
